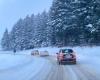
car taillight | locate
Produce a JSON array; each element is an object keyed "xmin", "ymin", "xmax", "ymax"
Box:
[
  {"xmin": 60, "ymin": 54, "xmax": 64, "ymax": 60},
  {"xmin": 73, "ymin": 54, "xmax": 76, "ymax": 58},
  {"xmin": 72, "ymin": 52, "xmax": 76, "ymax": 58}
]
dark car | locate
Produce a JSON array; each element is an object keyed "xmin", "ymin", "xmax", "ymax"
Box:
[{"xmin": 56, "ymin": 49, "xmax": 76, "ymax": 64}]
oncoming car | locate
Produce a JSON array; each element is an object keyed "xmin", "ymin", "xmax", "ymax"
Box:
[{"xmin": 56, "ymin": 49, "xmax": 76, "ymax": 64}]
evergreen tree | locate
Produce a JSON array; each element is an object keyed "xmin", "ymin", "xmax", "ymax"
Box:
[
  {"xmin": 73, "ymin": 0, "xmax": 100, "ymax": 45},
  {"xmin": 1, "ymin": 29, "xmax": 10, "ymax": 50},
  {"xmin": 22, "ymin": 15, "xmax": 34, "ymax": 49},
  {"xmin": 33, "ymin": 13, "xmax": 42, "ymax": 47},
  {"xmin": 40, "ymin": 11, "xmax": 49, "ymax": 47},
  {"xmin": 2, "ymin": 0, "xmax": 100, "ymax": 50},
  {"xmin": 10, "ymin": 18, "xmax": 24, "ymax": 50},
  {"xmin": 49, "ymin": 0, "xmax": 100, "ymax": 46},
  {"xmin": 49, "ymin": 0, "xmax": 75, "ymax": 46},
  {"xmin": 32, "ymin": 11, "xmax": 49, "ymax": 47}
]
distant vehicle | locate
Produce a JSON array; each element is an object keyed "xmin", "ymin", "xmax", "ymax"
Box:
[
  {"xmin": 56, "ymin": 49, "xmax": 76, "ymax": 64},
  {"xmin": 31, "ymin": 50, "xmax": 39, "ymax": 56},
  {"xmin": 39, "ymin": 51, "xmax": 49, "ymax": 57}
]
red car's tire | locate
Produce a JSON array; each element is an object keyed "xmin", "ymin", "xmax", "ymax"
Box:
[
  {"xmin": 57, "ymin": 60, "xmax": 61, "ymax": 65},
  {"xmin": 73, "ymin": 61, "xmax": 76, "ymax": 64}
]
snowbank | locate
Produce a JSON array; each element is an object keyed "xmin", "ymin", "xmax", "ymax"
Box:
[
  {"xmin": 0, "ymin": 51, "xmax": 51, "ymax": 80},
  {"xmin": 0, "ymin": 54, "xmax": 32, "ymax": 70}
]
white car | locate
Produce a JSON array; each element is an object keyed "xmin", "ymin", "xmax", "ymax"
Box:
[
  {"xmin": 39, "ymin": 51, "xmax": 49, "ymax": 56},
  {"xmin": 31, "ymin": 50, "xmax": 39, "ymax": 56}
]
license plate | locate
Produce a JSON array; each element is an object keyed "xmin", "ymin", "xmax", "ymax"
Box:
[{"xmin": 65, "ymin": 55, "xmax": 71, "ymax": 58}]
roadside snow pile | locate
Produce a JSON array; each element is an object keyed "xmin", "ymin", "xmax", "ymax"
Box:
[
  {"xmin": 0, "ymin": 51, "xmax": 13, "ymax": 54},
  {"xmin": 73, "ymin": 46, "xmax": 100, "ymax": 72},
  {"xmin": 72, "ymin": 46, "xmax": 100, "ymax": 56},
  {"xmin": 0, "ymin": 54, "xmax": 32, "ymax": 70},
  {"xmin": 15, "ymin": 49, "xmax": 33, "ymax": 55},
  {"xmin": 0, "ymin": 51, "xmax": 52, "ymax": 80}
]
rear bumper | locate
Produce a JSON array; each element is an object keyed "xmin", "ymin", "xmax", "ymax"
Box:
[
  {"xmin": 60, "ymin": 58, "xmax": 76, "ymax": 63},
  {"xmin": 40, "ymin": 55, "xmax": 49, "ymax": 57}
]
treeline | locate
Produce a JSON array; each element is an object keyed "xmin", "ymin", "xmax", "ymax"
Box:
[
  {"xmin": 1, "ymin": 0, "xmax": 100, "ymax": 50},
  {"xmin": 1, "ymin": 11, "xmax": 51, "ymax": 50}
]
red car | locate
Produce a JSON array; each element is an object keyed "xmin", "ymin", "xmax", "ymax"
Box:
[{"xmin": 56, "ymin": 49, "xmax": 76, "ymax": 64}]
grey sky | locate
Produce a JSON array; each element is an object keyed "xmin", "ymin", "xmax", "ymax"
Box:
[{"xmin": 0, "ymin": 0, "xmax": 53, "ymax": 40}]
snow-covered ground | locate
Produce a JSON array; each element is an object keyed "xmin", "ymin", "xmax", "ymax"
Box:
[
  {"xmin": 0, "ymin": 51, "xmax": 52, "ymax": 80},
  {"xmin": 0, "ymin": 54, "xmax": 31, "ymax": 70},
  {"xmin": 74, "ymin": 47, "xmax": 100, "ymax": 73},
  {"xmin": 0, "ymin": 46, "xmax": 100, "ymax": 80}
]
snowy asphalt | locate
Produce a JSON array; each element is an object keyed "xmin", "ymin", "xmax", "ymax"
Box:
[{"xmin": 0, "ymin": 54, "xmax": 100, "ymax": 80}]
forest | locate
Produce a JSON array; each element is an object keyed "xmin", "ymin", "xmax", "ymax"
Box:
[{"xmin": 1, "ymin": 0, "xmax": 100, "ymax": 50}]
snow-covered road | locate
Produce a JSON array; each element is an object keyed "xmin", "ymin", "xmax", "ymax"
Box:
[
  {"xmin": 0, "ymin": 47, "xmax": 100, "ymax": 80},
  {"xmin": 0, "ymin": 54, "xmax": 52, "ymax": 80},
  {"xmin": 41, "ymin": 55, "xmax": 100, "ymax": 80}
]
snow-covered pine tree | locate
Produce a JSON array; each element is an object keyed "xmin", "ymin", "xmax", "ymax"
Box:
[
  {"xmin": 40, "ymin": 11, "xmax": 49, "ymax": 47},
  {"xmin": 49, "ymin": 0, "xmax": 75, "ymax": 46},
  {"xmin": 32, "ymin": 13, "xmax": 42, "ymax": 47},
  {"xmin": 28, "ymin": 14, "xmax": 35, "ymax": 49},
  {"xmin": 46, "ymin": 13, "xmax": 52, "ymax": 46},
  {"xmin": 1, "ymin": 28, "xmax": 10, "ymax": 50},
  {"xmin": 32, "ymin": 11, "xmax": 49, "ymax": 47},
  {"xmin": 88, "ymin": 0, "xmax": 100, "ymax": 45},
  {"xmin": 73, "ymin": 0, "xmax": 100, "ymax": 45},
  {"xmin": 10, "ymin": 18, "xmax": 25, "ymax": 50},
  {"xmin": 22, "ymin": 15, "xmax": 34, "ymax": 49},
  {"xmin": 9, "ymin": 12, "xmax": 50, "ymax": 50}
]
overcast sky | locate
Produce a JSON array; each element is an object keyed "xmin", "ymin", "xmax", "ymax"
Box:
[{"xmin": 0, "ymin": 0, "xmax": 53, "ymax": 40}]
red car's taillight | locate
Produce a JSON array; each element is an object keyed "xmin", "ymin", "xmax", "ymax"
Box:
[{"xmin": 72, "ymin": 54, "xmax": 76, "ymax": 58}]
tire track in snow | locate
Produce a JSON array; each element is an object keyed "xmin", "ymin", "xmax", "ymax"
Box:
[
  {"xmin": 64, "ymin": 63, "xmax": 100, "ymax": 80},
  {"xmin": 43, "ymin": 56, "xmax": 66, "ymax": 80},
  {"xmin": 43, "ymin": 56, "xmax": 100, "ymax": 80},
  {"xmin": 0, "ymin": 56, "xmax": 49, "ymax": 80},
  {"xmin": 27, "ymin": 56, "xmax": 52, "ymax": 80},
  {"xmin": 75, "ymin": 64, "xmax": 100, "ymax": 80}
]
